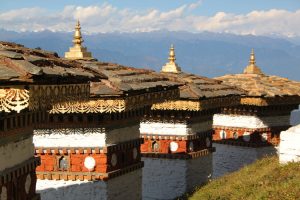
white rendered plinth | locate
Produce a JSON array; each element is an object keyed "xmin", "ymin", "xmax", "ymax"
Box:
[
  {"xmin": 142, "ymin": 155, "xmax": 212, "ymax": 200},
  {"xmin": 36, "ymin": 169, "xmax": 142, "ymax": 200},
  {"xmin": 213, "ymin": 143, "xmax": 277, "ymax": 178},
  {"xmin": 279, "ymin": 125, "xmax": 300, "ymax": 164}
]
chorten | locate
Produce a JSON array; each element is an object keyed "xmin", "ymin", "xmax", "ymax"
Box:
[
  {"xmin": 161, "ymin": 44, "xmax": 181, "ymax": 73},
  {"xmin": 65, "ymin": 20, "xmax": 93, "ymax": 60},
  {"xmin": 243, "ymin": 49, "xmax": 264, "ymax": 75},
  {"xmin": 0, "ymin": 41, "xmax": 92, "ymax": 200},
  {"xmin": 212, "ymin": 49, "xmax": 300, "ymax": 177},
  {"xmin": 34, "ymin": 34, "xmax": 181, "ymax": 199},
  {"xmin": 140, "ymin": 45, "xmax": 242, "ymax": 199}
]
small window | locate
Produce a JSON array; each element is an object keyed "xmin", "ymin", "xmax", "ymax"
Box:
[
  {"xmin": 152, "ymin": 141, "xmax": 159, "ymax": 152},
  {"xmin": 58, "ymin": 156, "xmax": 68, "ymax": 171}
]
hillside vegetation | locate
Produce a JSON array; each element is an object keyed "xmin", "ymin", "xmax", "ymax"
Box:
[{"xmin": 189, "ymin": 157, "xmax": 300, "ymax": 200}]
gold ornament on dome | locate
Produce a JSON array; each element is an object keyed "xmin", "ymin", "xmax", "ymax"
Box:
[
  {"xmin": 243, "ymin": 49, "xmax": 264, "ymax": 75},
  {"xmin": 161, "ymin": 44, "xmax": 181, "ymax": 73},
  {"xmin": 65, "ymin": 20, "xmax": 93, "ymax": 60}
]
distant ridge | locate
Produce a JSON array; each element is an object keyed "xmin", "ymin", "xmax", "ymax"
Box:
[{"xmin": 1, "ymin": 29, "xmax": 300, "ymax": 81}]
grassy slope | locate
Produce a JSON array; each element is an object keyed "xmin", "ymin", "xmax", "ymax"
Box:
[{"xmin": 189, "ymin": 157, "xmax": 300, "ymax": 200}]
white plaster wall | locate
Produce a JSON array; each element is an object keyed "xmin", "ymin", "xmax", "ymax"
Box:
[
  {"xmin": 140, "ymin": 120, "xmax": 212, "ymax": 136},
  {"xmin": 0, "ymin": 136, "xmax": 34, "ymax": 171},
  {"xmin": 279, "ymin": 125, "xmax": 300, "ymax": 164},
  {"xmin": 37, "ymin": 169, "xmax": 142, "ymax": 200},
  {"xmin": 34, "ymin": 125, "xmax": 140, "ymax": 148},
  {"xmin": 213, "ymin": 114, "xmax": 290, "ymax": 129},
  {"xmin": 213, "ymin": 143, "xmax": 278, "ymax": 178},
  {"xmin": 142, "ymin": 156, "xmax": 212, "ymax": 200},
  {"xmin": 106, "ymin": 125, "xmax": 140, "ymax": 145}
]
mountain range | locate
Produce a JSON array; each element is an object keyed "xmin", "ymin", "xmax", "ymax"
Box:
[{"xmin": 1, "ymin": 29, "xmax": 300, "ymax": 81}]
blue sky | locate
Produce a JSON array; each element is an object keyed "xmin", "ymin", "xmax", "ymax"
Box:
[
  {"xmin": 1, "ymin": 0, "xmax": 299, "ymax": 15},
  {"xmin": 1, "ymin": 0, "xmax": 300, "ymax": 37}
]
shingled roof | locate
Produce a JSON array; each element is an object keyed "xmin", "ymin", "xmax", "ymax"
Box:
[
  {"xmin": 160, "ymin": 72, "xmax": 243, "ymax": 100},
  {"xmin": 78, "ymin": 60, "xmax": 180, "ymax": 98},
  {"xmin": 0, "ymin": 41, "xmax": 104, "ymax": 85},
  {"xmin": 216, "ymin": 74, "xmax": 300, "ymax": 97},
  {"xmin": 215, "ymin": 49, "xmax": 300, "ymax": 106}
]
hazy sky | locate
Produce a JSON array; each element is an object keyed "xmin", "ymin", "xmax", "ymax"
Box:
[{"xmin": 1, "ymin": 0, "xmax": 300, "ymax": 37}]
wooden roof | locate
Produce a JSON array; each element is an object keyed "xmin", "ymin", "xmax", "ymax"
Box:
[
  {"xmin": 78, "ymin": 60, "xmax": 181, "ymax": 98},
  {"xmin": 0, "ymin": 41, "xmax": 103, "ymax": 85},
  {"xmin": 160, "ymin": 72, "xmax": 244, "ymax": 100},
  {"xmin": 216, "ymin": 74, "xmax": 300, "ymax": 97},
  {"xmin": 0, "ymin": 41, "xmax": 179, "ymax": 95}
]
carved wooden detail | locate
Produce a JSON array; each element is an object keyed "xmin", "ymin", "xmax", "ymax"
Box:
[{"xmin": 50, "ymin": 88, "xmax": 179, "ymax": 114}]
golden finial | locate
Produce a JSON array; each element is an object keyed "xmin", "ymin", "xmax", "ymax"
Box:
[
  {"xmin": 161, "ymin": 44, "xmax": 181, "ymax": 73},
  {"xmin": 243, "ymin": 48, "xmax": 264, "ymax": 75},
  {"xmin": 249, "ymin": 48, "xmax": 256, "ymax": 65},
  {"xmin": 168, "ymin": 44, "xmax": 176, "ymax": 64},
  {"xmin": 73, "ymin": 20, "xmax": 84, "ymax": 47},
  {"xmin": 65, "ymin": 20, "xmax": 93, "ymax": 60}
]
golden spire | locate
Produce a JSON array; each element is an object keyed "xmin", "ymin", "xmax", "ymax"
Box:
[
  {"xmin": 243, "ymin": 49, "xmax": 264, "ymax": 75},
  {"xmin": 168, "ymin": 44, "xmax": 176, "ymax": 64},
  {"xmin": 161, "ymin": 44, "xmax": 181, "ymax": 73},
  {"xmin": 72, "ymin": 20, "xmax": 84, "ymax": 47},
  {"xmin": 65, "ymin": 20, "xmax": 93, "ymax": 60}
]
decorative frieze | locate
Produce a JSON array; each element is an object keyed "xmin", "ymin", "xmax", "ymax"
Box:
[
  {"xmin": 0, "ymin": 88, "xmax": 29, "ymax": 113},
  {"xmin": 151, "ymin": 96, "xmax": 240, "ymax": 111},
  {"xmin": 29, "ymin": 84, "xmax": 89, "ymax": 111},
  {"xmin": 141, "ymin": 131, "xmax": 212, "ymax": 156},
  {"xmin": 213, "ymin": 126, "xmax": 288, "ymax": 146},
  {"xmin": 220, "ymin": 104, "xmax": 298, "ymax": 116},
  {"xmin": 36, "ymin": 162, "xmax": 143, "ymax": 181},
  {"xmin": 50, "ymin": 88, "xmax": 179, "ymax": 114},
  {"xmin": 240, "ymin": 96, "xmax": 300, "ymax": 106},
  {"xmin": 35, "ymin": 138, "xmax": 143, "ymax": 180},
  {"xmin": 0, "ymin": 84, "xmax": 89, "ymax": 113}
]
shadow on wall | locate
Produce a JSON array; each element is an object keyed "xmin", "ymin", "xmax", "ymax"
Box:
[
  {"xmin": 36, "ymin": 170, "xmax": 142, "ymax": 200},
  {"xmin": 291, "ymin": 106, "xmax": 300, "ymax": 126},
  {"xmin": 212, "ymin": 144, "xmax": 277, "ymax": 178}
]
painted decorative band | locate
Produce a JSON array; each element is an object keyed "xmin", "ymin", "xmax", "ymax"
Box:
[{"xmin": 36, "ymin": 161, "xmax": 144, "ymax": 181}]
